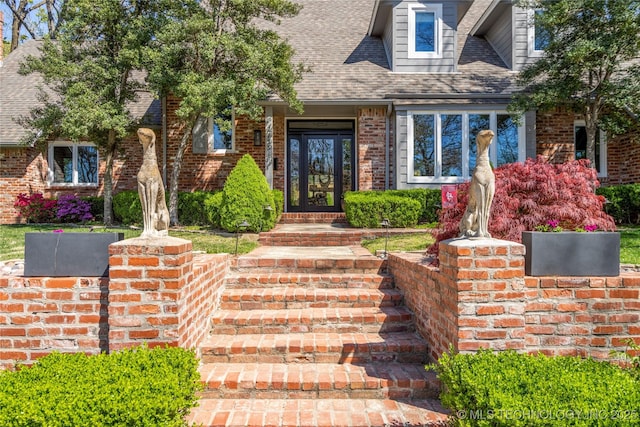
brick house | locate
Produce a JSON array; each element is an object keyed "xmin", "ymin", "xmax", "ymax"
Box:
[{"xmin": 1, "ymin": 0, "xmax": 639, "ymax": 224}]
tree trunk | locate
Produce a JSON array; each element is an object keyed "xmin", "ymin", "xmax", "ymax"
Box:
[
  {"xmin": 102, "ymin": 130, "xmax": 117, "ymax": 226},
  {"xmin": 168, "ymin": 118, "xmax": 196, "ymax": 226},
  {"xmin": 585, "ymin": 105, "xmax": 599, "ymax": 170}
]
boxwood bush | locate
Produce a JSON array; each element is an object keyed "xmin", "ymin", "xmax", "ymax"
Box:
[
  {"xmin": 0, "ymin": 346, "xmax": 201, "ymax": 427},
  {"xmin": 112, "ymin": 190, "xmax": 143, "ymax": 225},
  {"xmin": 177, "ymin": 191, "xmax": 218, "ymax": 226},
  {"xmin": 431, "ymin": 349, "xmax": 640, "ymax": 427},
  {"xmin": 344, "ymin": 189, "xmax": 440, "ymax": 226},
  {"xmin": 344, "ymin": 191, "xmax": 421, "ymax": 228},
  {"xmin": 597, "ymin": 184, "xmax": 640, "ymax": 224},
  {"xmin": 219, "ymin": 154, "xmax": 276, "ymax": 233}
]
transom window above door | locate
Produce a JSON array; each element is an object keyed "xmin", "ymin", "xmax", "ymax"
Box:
[
  {"xmin": 407, "ymin": 111, "xmax": 525, "ymax": 184},
  {"xmin": 408, "ymin": 3, "xmax": 442, "ymax": 58}
]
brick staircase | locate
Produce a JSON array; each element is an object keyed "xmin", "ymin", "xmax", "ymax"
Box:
[{"xmin": 188, "ymin": 224, "xmax": 448, "ymax": 426}]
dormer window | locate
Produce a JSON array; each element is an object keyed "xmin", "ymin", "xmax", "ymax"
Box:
[
  {"xmin": 528, "ymin": 9, "xmax": 549, "ymax": 56},
  {"xmin": 408, "ymin": 3, "xmax": 442, "ymax": 58}
]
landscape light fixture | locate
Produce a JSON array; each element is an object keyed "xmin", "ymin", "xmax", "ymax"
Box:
[{"xmin": 235, "ymin": 219, "xmax": 251, "ymax": 254}]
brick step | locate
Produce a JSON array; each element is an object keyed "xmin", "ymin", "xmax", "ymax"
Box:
[
  {"xmin": 278, "ymin": 213, "xmax": 348, "ymax": 224},
  {"xmin": 200, "ymin": 332, "xmax": 428, "ymax": 364},
  {"xmin": 224, "ymin": 272, "xmax": 394, "ymax": 289},
  {"xmin": 258, "ymin": 230, "xmax": 375, "ymax": 246},
  {"xmin": 220, "ymin": 288, "xmax": 403, "ymax": 310},
  {"xmin": 210, "ymin": 307, "xmax": 415, "ymax": 335},
  {"xmin": 232, "ymin": 246, "xmax": 384, "ymax": 274},
  {"xmin": 188, "ymin": 398, "xmax": 449, "ymax": 426},
  {"xmin": 198, "ymin": 362, "xmax": 440, "ymax": 400}
]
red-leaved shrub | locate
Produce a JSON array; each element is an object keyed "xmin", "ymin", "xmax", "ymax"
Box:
[{"xmin": 429, "ymin": 157, "xmax": 616, "ymax": 256}]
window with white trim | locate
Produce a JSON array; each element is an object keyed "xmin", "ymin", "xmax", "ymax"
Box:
[
  {"xmin": 407, "ymin": 111, "xmax": 525, "ymax": 183},
  {"xmin": 528, "ymin": 8, "xmax": 549, "ymax": 56},
  {"xmin": 192, "ymin": 109, "xmax": 235, "ymax": 154},
  {"xmin": 575, "ymin": 121, "xmax": 607, "ymax": 177},
  {"xmin": 48, "ymin": 142, "xmax": 98, "ymax": 186},
  {"xmin": 408, "ymin": 3, "xmax": 442, "ymax": 58}
]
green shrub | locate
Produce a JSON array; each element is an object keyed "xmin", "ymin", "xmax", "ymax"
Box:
[
  {"xmin": 597, "ymin": 184, "xmax": 640, "ymax": 224},
  {"xmin": 431, "ymin": 349, "xmax": 640, "ymax": 427},
  {"xmin": 177, "ymin": 191, "xmax": 215, "ymax": 226},
  {"xmin": 344, "ymin": 191, "xmax": 421, "ymax": 228},
  {"xmin": 0, "ymin": 346, "xmax": 201, "ymax": 427},
  {"xmin": 112, "ymin": 190, "xmax": 142, "ymax": 225},
  {"xmin": 82, "ymin": 196, "xmax": 104, "ymax": 222},
  {"xmin": 384, "ymin": 188, "xmax": 441, "ymax": 223},
  {"xmin": 204, "ymin": 191, "xmax": 224, "ymax": 228},
  {"xmin": 219, "ymin": 154, "xmax": 276, "ymax": 232},
  {"xmin": 272, "ymin": 189, "xmax": 284, "ymax": 221}
]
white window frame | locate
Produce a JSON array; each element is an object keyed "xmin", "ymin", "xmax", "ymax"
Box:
[
  {"xmin": 574, "ymin": 120, "xmax": 607, "ymax": 178},
  {"xmin": 193, "ymin": 110, "xmax": 236, "ymax": 155},
  {"xmin": 407, "ymin": 111, "xmax": 526, "ymax": 184},
  {"xmin": 408, "ymin": 3, "xmax": 443, "ymax": 59},
  {"xmin": 47, "ymin": 141, "xmax": 99, "ymax": 186},
  {"xmin": 527, "ymin": 8, "xmax": 546, "ymax": 57}
]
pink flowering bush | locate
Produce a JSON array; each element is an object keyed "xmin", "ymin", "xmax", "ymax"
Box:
[
  {"xmin": 429, "ymin": 157, "xmax": 616, "ymax": 256},
  {"xmin": 14, "ymin": 193, "xmax": 57, "ymax": 223}
]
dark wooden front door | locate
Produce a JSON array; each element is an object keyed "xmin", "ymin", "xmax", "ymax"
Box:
[{"xmin": 287, "ymin": 122, "xmax": 355, "ymax": 212}]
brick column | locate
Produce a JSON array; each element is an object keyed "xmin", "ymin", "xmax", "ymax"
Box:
[
  {"xmin": 107, "ymin": 237, "xmax": 193, "ymax": 352},
  {"xmin": 439, "ymin": 238, "xmax": 527, "ymax": 353}
]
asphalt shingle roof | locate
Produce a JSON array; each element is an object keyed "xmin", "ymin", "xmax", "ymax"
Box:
[
  {"xmin": 272, "ymin": 0, "xmax": 516, "ymax": 104},
  {"xmin": 1, "ymin": 0, "xmax": 517, "ymax": 146},
  {"xmin": 0, "ymin": 40, "xmax": 160, "ymax": 146}
]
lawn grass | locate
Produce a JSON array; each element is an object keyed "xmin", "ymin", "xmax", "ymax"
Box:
[
  {"xmin": 361, "ymin": 232, "xmax": 435, "ymax": 254},
  {"xmin": 619, "ymin": 226, "xmax": 640, "ymax": 265},
  {"xmin": 362, "ymin": 226, "xmax": 640, "ymax": 266},
  {"xmin": 0, "ymin": 224, "xmax": 259, "ymax": 261}
]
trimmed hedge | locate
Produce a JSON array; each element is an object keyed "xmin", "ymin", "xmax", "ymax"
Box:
[
  {"xmin": 344, "ymin": 191, "xmax": 421, "ymax": 228},
  {"xmin": 344, "ymin": 189, "xmax": 440, "ymax": 226},
  {"xmin": 597, "ymin": 184, "xmax": 640, "ymax": 224},
  {"xmin": 177, "ymin": 191, "xmax": 220, "ymax": 226},
  {"xmin": 112, "ymin": 190, "xmax": 143, "ymax": 225},
  {"xmin": 0, "ymin": 346, "xmax": 201, "ymax": 427},
  {"xmin": 431, "ymin": 349, "xmax": 640, "ymax": 427}
]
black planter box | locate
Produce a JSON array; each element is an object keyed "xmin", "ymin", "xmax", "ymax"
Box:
[
  {"xmin": 24, "ymin": 232, "xmax": 124, "ymax": 277},
  {"xmin": 522, "ymin": 231, "xmax": 620, "ymax": 277}
]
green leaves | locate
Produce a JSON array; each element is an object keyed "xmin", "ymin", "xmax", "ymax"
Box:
[
  {"xmin": 511, "ymin": 0, "xmax": 640, "ymax": 165},
  {"xmin": 0, "ymin": 346, "xmax": 201, "ymax": 427},
  {"xmin": 431, "ymin": 349, "xmax": 640, "ymax": 427}
]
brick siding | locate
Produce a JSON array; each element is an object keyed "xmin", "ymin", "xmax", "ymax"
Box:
[{"xmin": 357, "ymin": 107, "xmax": 388, "ymax": 191}]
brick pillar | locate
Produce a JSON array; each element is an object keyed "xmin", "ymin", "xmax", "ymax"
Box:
[
  {"xmin": 107, "ymin": 237, "xmax": 193, "ymax": 352},
  {"xmin": 439, "ymin": 238, "xmax": 527, "ymax": 353}
]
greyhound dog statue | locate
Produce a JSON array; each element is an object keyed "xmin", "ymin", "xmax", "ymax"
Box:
[
  {"xmin": 137, "ymin": 128, "xmax": 169, "ymax": 238},
  {"xmin": 459, "ymin": 129, "xmax": 495, "ymax": 239}
]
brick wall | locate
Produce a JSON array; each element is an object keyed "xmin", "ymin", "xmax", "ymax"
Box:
[
  {"xmin": 0, "ymin": 238, "xmax": 228, "ymax": 369},
  {"xmin": 603, "ymin": 132, "xmax": 640, "ymax": 185},
  {"xmin": 0, "ymin": 276, "xmax": 108, "ymax": 367},
  {"xmin": 357, "ymin": 107, "xmax": 388, "ymax": 190},
  {"xmin": 535, "ymin": 108, "xmax": 576, "ymax": 164},
  {"xmin": 389, "ymin": 239, "xmax": 640, "ymax": 363}
]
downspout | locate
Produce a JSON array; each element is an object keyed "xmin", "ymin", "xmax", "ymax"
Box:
[
  {"xmin": 162, "ymin": 96, "xmax": 168, "ymax": 185},
  {"xmin": 385, "ymin": 102, "xmax": 392, "ymax": 190}
]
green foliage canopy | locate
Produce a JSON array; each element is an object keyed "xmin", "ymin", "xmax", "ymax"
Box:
[
  {"xmin": 146, "ymin": 0, "xmax": 305, "ymax": 225},
  {"xmin": 19, "ymin": 0, "xmax": 172, "ymax": 225},
  {"xmin": 510, "ymin": 0, "xmax": 640, "ymax": 167}
]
